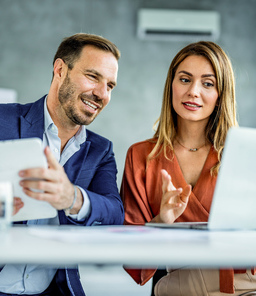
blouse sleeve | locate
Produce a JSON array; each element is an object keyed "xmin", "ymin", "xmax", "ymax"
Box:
[
  {"xmin": 121, "ymin": 144, "xmax": 154, "ymax": 225},
  {"xmin": 121, "ymin": 144, "xmax": 157, "ymax": 285}
]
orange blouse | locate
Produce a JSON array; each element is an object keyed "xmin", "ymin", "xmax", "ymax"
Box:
[{"xmin": 121, "ymin": 139, "xmax": 251, "ymax": 294}]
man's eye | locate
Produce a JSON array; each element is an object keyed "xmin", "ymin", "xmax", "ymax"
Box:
[{"xmin": 87, "ymin": 74, "xmax": 97, "ymax": 80}]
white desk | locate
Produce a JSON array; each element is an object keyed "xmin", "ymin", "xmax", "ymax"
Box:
[{"xmin": 1, "ymin": 225, "xmax": 256, "ymax": 268}]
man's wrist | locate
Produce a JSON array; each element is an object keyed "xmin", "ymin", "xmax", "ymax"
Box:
[{"xmin": 64, "ymin": 185, "xmax": 77, "ymax": 216}]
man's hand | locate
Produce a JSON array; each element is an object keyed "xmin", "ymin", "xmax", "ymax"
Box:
[
  {"xmin": 13, "ymin": 197, "xmax": 24, "ymax": 215},
  {"xmin": 18, "ymin": 146, "xmax": 83, "ymax": 214},
  {"xmin": 152, "ymin": 169, "xmax": 191, "ymax": 224}
]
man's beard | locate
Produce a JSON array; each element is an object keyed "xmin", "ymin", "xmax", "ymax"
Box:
[{"xmin": 58, "ymin": 74, "xmax": 99, "ymax": 126}]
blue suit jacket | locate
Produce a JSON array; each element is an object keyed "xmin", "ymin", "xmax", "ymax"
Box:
[{"xmin": 0, "ymin": 96, "xmax": 124, "ymax": 295}]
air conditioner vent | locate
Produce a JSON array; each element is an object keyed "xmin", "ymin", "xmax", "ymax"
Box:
[{"xmin": 145, "ymin": 30, "xmax": 214, "ymax": 37}]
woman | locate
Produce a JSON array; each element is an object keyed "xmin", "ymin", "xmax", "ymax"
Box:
[{"xmin": 121, "ymin": 41, "xmax": 256, "ymax": 295}]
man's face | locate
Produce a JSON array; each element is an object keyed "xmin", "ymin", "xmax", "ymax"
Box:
[{"xmin": 58, "ymin": 45, "xmax": 118, "ymax": 126}]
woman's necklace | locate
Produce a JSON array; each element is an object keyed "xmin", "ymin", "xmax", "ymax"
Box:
[{"xmin": 176, "ymin": 139, "xmax": 205, "ymax": 152}]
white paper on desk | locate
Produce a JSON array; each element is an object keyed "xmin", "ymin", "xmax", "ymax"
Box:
[
  {"xmin": 28, "ymin": 225, "xmax": 209, "ymax": 244},
  {"xmin": 0, "ymin": 138, "xmax": 57, "ymax": 221}
]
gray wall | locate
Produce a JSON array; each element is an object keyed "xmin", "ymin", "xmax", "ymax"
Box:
[{"xmin": 1, "ymin": 0, "xmax": 256, "ymax": 186}]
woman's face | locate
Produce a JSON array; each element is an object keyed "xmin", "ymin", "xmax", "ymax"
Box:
[{"xmin": 172, "ymin": 55, "xmax": 219, "ymax": 126}]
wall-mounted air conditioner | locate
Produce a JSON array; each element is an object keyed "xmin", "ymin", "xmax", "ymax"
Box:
[{"xmin": 137, "ymin": 9, "xmax": 220, "ymax": 41}]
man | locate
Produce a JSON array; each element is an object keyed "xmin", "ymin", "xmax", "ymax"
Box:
[{"xmin": 0, "ymin": 33, "xmax": 124, "ymax": 296}]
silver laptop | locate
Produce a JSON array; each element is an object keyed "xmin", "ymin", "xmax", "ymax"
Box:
[{"xmin": 146, "ymin": 127, "xmax": 256, "ymax": 231}]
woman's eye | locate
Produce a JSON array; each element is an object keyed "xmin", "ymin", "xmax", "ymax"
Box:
[
  {"xmin": 204, "ymin": 82, "xmax": 214, "ymax": 87},
  {"xmin": 180, "ymin": 78, "xmax": 190, "ymax": 83}
]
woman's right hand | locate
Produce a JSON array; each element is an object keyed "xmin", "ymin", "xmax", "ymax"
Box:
[{"xmin": 152, "ymin": 169, "xmax": 191, "ymax": 224}]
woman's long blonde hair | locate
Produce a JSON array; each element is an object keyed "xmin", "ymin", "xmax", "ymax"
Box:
[{"xmin": 148, "ymin": 41, "xmax": 238, "ymax": 174}]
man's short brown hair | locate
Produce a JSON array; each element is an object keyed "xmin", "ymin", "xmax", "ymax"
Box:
[{"xmin": 53, "ymin": 33, "xmax": 120, "ymax": 70}]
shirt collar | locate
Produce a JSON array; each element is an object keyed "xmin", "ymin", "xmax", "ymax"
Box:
[{"xmin": 44, "ymin": 96, "xmax": 87, "ymax": 144}]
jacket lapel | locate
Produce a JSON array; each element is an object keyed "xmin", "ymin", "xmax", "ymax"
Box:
[
  {"xmin": 63, "ymin": 140, "xmax": 91, "ymax": 184},
  {"xmin": 19, "ymin": 96, "xmax": 45, "ymax": 140}
]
